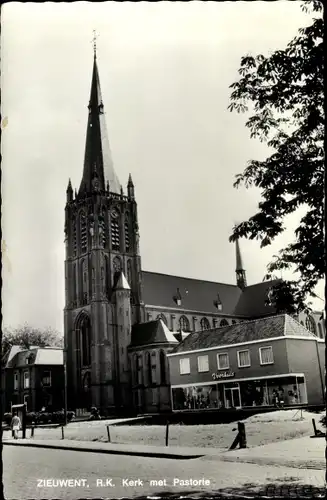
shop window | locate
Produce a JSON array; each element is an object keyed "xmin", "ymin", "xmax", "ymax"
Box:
[
  {"xmin": 42, "ymin": 370, "xmax": 51, "ymax": 387},
  {"xmin": 23, "ymin": 371, "xmax": 30, "ymax": 389},
  {"xmin": 217, "ymin": 352, "xmax": 229, "ymax": 370},
  {"xmin": 14, "ymin": 372, "xmax": 19, "ymax": 390},
  {"xmin": 259, "ymin": 346, "xmax": 274, "ymax": 365},
  {"xmin": 172, "ymin": 384, "xmax": 223, "ymax": 411},
  {"xmin": 197, "ymin": 355, "xmax": 209, "ymax": 373},
  {"xmin": 179, "ymin": 358, "xmax": 190, "ymax": 375},
  {"xmin": 237, "ymin": 350, "xmax": 250, "ymax": 368}
]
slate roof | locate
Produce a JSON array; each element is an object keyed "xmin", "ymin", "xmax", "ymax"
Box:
[
  {"xmin": 170, "ymin": 314, "xmax": 317, "ymax": 354},
  {"xmin": 130, "ymin": 319, "xmax": 179, "ymax": 348},
  {"xmin": 6, "ymin": 346, "xmax": 63, "ymax": 368},
  {"xmin": 141, "ymin": 271, "xmax": 280, "ymax": 318},
  {"xmin": 234, "ymin": 279, "xmax": 282, "ymax": 318}
]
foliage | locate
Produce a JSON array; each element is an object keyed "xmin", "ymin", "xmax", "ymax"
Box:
[
  {"xmin": 3, "ymin": 410, "xmax": 75, "ymax": 425},
  {"xmin": 228, "ymin": 1, "xmax": 324, "ymax": 313},
  {"xmin": 2, "ymin": 323, "xmax": 63, "ymax": 362}
]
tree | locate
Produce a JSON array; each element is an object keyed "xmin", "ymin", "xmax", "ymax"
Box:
[
  {"xmin": 2, "ymin": 323, "xmax": 63, "ymax": 362},
  {"xmin": 228, "ymin": 1, "xmax": 324, "ymax": 313}
]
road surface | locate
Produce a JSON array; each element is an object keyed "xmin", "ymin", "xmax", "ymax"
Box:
[{"xmin": 4, "ymin": 446, "xmax": 324, "ymax": 499}]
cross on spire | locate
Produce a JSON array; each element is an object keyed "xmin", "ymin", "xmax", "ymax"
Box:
[{"xmin": 91, "ymin": 30, "xmax": 99, "ymax": 57}]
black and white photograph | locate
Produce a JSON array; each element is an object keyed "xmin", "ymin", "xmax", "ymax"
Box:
[{"xmin": 1, "ymin": 1, "xmax": 325, "ymax": 499}]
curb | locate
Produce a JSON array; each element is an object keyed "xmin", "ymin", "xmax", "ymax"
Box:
[
  {"xmin": 218, "ymin": 455, "xmax": 325, "ymax": 471},
  {"xmin": 3, "ymin": 441, "xmax": 203, "ymax": 460}
]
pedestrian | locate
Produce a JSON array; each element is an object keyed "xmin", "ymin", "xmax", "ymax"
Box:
[
  {"xmin": 272, "ymin": 389, "xmax": 279, "ymax": 407},
  {"xmin": 11, "ymin": 412, "xmax": 21, "ymax": 439}
]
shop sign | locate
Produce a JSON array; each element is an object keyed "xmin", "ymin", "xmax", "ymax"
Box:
[{"xmin": 212, "ymin": 371, "xmax": 235, "ymax": 380}]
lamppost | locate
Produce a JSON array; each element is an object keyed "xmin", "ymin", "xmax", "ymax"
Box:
[{"xmin": 63, "ymin": 346, "xmax": 68, "ymax": 426}]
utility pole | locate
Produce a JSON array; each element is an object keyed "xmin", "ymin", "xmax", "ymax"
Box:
[{"xmin": 63, "ymin": 347, "xmax": 68, "ymax": 426}]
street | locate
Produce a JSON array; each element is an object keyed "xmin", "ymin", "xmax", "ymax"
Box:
[{"xmin": 4, "ymin": 446, "xmax": 325, "ymax": 499}]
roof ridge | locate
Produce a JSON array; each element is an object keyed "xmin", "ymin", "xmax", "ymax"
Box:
[{"xmin": 142, "ymin": 270, "xmax": 240, "ymax": 288}]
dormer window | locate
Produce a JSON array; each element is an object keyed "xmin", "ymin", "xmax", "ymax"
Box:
[
  {"xmin": 173, "ymin": 288, "xmax": 182, "ymax": 306},
  {"xmin": 214, "ymin": 293, "xmax": 223, "ymax": 311},
  {"xmin": 26, "ymin": 355, "xmax": 33, "ymax": 365}
]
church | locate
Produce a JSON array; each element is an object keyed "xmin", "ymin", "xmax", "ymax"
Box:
[{"xmin": 64, "ymin": 50, "xmax": 324, "ymax": 416}]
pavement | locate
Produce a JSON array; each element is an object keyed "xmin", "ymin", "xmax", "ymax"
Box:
[{"xmin": 3, "ymin": 435, "xmax": 326, "ymax": 469}]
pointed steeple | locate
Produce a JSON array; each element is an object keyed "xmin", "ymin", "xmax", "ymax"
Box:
[
  {"xmin": 66, "ymin": 178, "xmax": 73, "ymax": 202},
  {"xmin": 235, "ymin": 238, "xmax": 247, "ymax": 290},
  {"xmin": 78, "ymin": 50, "xmax": 121, "ymax": 196},
  {"xmin": 127, "ymin": 173, "xmax": 135, "ymax": 200}
]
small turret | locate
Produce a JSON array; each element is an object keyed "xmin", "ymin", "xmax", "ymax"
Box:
[
  {"xmin": 127, "ymin": 173, "xmax": 135, "ymax": 200},
  {"xmin": 66, "ymin": 179, "xmax": 73, "ymax": 202},
  {"xmin": 235, "ymin": 238, "xmax": 247, "ymax": 290}
]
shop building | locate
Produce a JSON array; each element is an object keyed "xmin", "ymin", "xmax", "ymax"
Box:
[{"xmin": 167, "ymin": 314, "xmax": 325, "ymax": 411}]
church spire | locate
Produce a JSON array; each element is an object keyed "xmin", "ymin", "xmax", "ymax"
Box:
[
  {"xmin": 78, "ymin": 42, "xmax": 121, "ymax": 196},
  {"xmin": 235, "ymin": 238, "xmax": 247, "ymax": 290}
]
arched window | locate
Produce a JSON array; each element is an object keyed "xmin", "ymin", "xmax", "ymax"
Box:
[
  {"xmin": 76, "ymin": 314, "xmax": 91, "ymax": 367},
  {"xmin": 179, "ymin": 315, "xmax": 190, "ymax": 332},
  {"xmin": 160, "ymin": 350, "xmax": 166, "ymax": 385},
  {"xmin": 99, "ymin": 209, "xmax": 106, "ymax": 248},
  {"xmin": 305, "ymin": 315, "xmax": 317, "ymax": 335},
  {"xmin": 72, "ymin": 217, "xmax": 77, "ymax": 256},
  {"xmin": 200, "ymin": 318, "xmax": 210, "ymax": 331},
  {"xmin": 110, "ymin": 208, "xmax": 120, "ymax": 251},
  {"xmin": 220, "ymin": 319, "xmax": 229, "ymax": 327},
  {"xmin": 157, "ymin": 313, "xmax": 168, "ymax": 326},
  {"xmin": 232, "ymin": 320, "xmax": 237, "ymax": 325},
  {"xmin": 81, "ymin": 260, "xmax": 88, "ymax": 304},
  {"xmin": 80, "ymin": 212, "xmax": 87, "ymax": 253},
  {"xmin": 112, "ymin": 256, "xmax": 122, "ymax": 286},
  {"xmin": 72, "ymin": 263, "xmax": 77, "ymax": 302},
  {"xmin": 124, "ymin": 213, "xmax": 130, "ymax": 252},
  {"xmin": 137, "ymin": 354, "xmax": 143, "ymax": 385},
  {"xmin": 146, "ymin": 352, "xmax": 152, "ymax": 386},
  {"xmin": 300, "ymin": 321, "xmax": 304, "ymax": 326}
]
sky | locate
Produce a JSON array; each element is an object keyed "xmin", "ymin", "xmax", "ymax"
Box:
[{"xmin": 1, "ymin": 1, "xmax": 324, "ymax": 332}]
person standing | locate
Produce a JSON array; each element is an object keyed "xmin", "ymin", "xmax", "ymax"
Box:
[{"xmin": 11, "ymin": 412, "xmax": 21, "ymax": 439}]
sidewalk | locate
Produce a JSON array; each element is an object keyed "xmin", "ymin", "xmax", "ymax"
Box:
[
  {"xmin": 216, "ymin": 436, "xmax": 326, "ymax": 470},
  {"xmin": 4, "ymin": 434, "xmax": 326, "ymax": 469}
]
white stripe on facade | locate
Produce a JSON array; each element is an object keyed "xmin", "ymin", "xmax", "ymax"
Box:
[
  {"xmin": 167, "ymin": 335, "xmax": 323, "ymax": 357},
  {"xmin": 145, "ymin": 304, "xmax": 246, "ymax": 318},
  {"xmin": 170, "ymin": 372, "xmax": 305, "ymax": 389}
]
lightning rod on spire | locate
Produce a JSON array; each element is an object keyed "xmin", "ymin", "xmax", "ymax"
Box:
[{"xmin": 91, "ymin": 30, "xmax": 99, "ymax": 57}]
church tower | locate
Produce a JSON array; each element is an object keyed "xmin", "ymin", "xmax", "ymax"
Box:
[
  {"xmin": 235, "ymin": 238, "xmax": 247, "ymax": 290},
  {"xmin": 64, "ymin": 46, "xmax": 145, "ymax": 414}
]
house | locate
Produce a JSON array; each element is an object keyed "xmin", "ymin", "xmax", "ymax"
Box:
[
  {"xmin": 3, "ymin": 346, "xmax": 64, "ymax": 413},
  {"xmin": 167, "ymin": 314, "xmax": 325, "ymax": 411}
]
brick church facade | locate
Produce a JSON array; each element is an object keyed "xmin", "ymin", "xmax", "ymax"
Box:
[{"xmin": 64, "ymin": 52, "xmax": 325, "ymax": 416}]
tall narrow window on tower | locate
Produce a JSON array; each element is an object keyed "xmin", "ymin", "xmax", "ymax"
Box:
[
  {"xmin": 99, "ymin": 209, "xmax": 106, "ymax": 248},
  {"xmin": 72, "ymin": 218, "xmax": 77, "ymax": 256},
  {"xmin": 110, "ymin": 208, "xmax": 120, "ymax": 251},
  {"xmin": 113, "ymin": 256, "xmax": 122, "ymax": 286},
  {"xmin": 82, "ymin": 259, "xmax": 88, "ymax": 305},
  {"xmin": 124, "ymin": 213, "xmax": 130, "ymax": 252},
  {"xmin": 80, "ymin": 212, "xmax": 87, "ymax": 253}
]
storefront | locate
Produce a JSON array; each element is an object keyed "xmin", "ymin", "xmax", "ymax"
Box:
[{"xmin": 171, "ymin": 374, "xmax": 308, "ymax": 411}]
